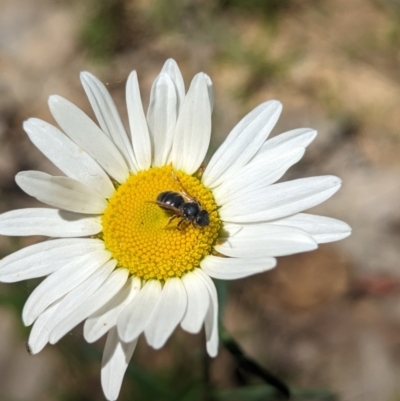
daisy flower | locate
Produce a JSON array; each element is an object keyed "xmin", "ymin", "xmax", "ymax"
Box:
[{"xmin": 0, "ymin": 59, "xmax": 350, "ymax": 400}]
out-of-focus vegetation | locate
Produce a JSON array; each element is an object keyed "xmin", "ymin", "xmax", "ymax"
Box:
[
  {"xmin": 79, "ymin": 0, "xmax": 293, "ymax": 98},
  {"xmin": 2, "ymin": 0, "xmax": 400, "ymax": 400},
  {"xmin": 80, "ymin": 0, "xmax": 147, "ymax": 61}
]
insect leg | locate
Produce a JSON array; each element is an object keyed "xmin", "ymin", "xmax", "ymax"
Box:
[
  {"xmin": 164, "ymin": 214, "xmax": 180, "ymax": 228},
  {"xmin": 191, "ymin": 220, "xmax": 200, "ymax": 230},
  {"xmin": 177, "ymin": 218, "xmax": 188, "ymax": 231}
]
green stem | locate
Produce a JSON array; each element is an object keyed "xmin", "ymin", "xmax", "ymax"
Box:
[{"xmin": 220, "ymin": 326, "xmax": 290, "ymax": 399}]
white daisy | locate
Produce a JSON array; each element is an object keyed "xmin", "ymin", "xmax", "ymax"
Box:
[{"xmin": 0, "ymin": 59, "xmax": 350, "ymax": 400}]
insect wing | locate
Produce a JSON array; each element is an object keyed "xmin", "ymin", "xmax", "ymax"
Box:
[
  {"xmin": 171, "ymin": 171, "xmax": 200, "ymax": 204},
  {"xmin": 155, "ymin": 201, "xmax": 182, "ymax": 214}
]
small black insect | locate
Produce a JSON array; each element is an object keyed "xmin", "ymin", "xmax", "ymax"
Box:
[{"xmin": 155, "ymin": 174, "xmax": 210, "ymax": 230}]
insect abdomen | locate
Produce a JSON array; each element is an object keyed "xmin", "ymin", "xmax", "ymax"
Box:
[{"xmin": 156, "ymin": 191, "xmax": 184, "ymax": 209}]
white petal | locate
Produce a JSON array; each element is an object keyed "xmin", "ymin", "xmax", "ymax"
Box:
[
  {"xmin": 204, "ymin": 74, "xmax": 214, "ymax": 111},
  {"xmin": 0, "ymin": 238, "xmax": 104, "ymax": 283},
  {"xmin": 23, "ymin": 118, "xmax": 114, "ymax": 198},
  {"xmin": 147, "ymin": 73, "xmax": 177, "ymax": 166},
  {"xmin": 80, "ymin": 72, "xmax": 137, "ymax": 171},
  {"xmin": 144, "ymin": 277, "xmax": 187, "ymax": 349},
  {"xmin": 48, "ymin": 95, "xmax": 129, "ymax": 183},
  {"xmin": 169, "ymin": 73, "xmax": 212, "ymax": 174},
  {"xmin": 43, "ymin": 260, "xmax": 116, "ymax": 336},
  {"xmin": 49, "ymin": 267, "xmax": 129, "ymax": 344},
  {"xmin": 16, "ymin": 171, "xmax": 107, "ymax": 214},
  {"xmin": 213, "ymin": 147, "xmax": 305, "ymax": 205},
  {"xmin": 0, "ymin": 208, "xmax": 101, "ymax": 237},
  {"xmin": 220, "ymin": 176, "xmax": 342, "ymax": 223},
  {"xmin": 101, "ymin": 327, "xmax": 137, "ymax": 401},
  {"xmin": 28, "ymin": 297, "xmax": 64, "ymax": 355},
  {"xmin": 271, "ymin": 213, "xmax": 352, "ymax": 244},
  {"xmin": 201, "ymin": 255, "xmax": 276, "ymax": 280},
  {"xmin": 84, "ymin": 277, "xmax": 141, "ymax": 343},
  {"xmin": 193, "ymin": 269, "xmax": 218, "ymax": 357},
  {"xmin": 180, "ymin": 271, "xmax": 210, "ymax": 334},
  {"xmin": 203, "ymin": 100, "xmax": 282, "ymax": 188},
  {"xmin": 117, "ymin": 280, "xmax": 161, "ymax": 343},
  {"xmin": 215, "ymin": 223, "xmax": 317, "ymax": 258},
  {"xmin": 161, "ymin": 59, "xmax": 185, "ymax": 111},
  {"xmin": 126, "ymin": 71, "xmax": 151, "ymax": 171},
  {"xmin": 22, "ymin": 248, "xmax": 111, "ymax": 326},
  {"xmin": 254, "ymin": 128, "xmax": 317, "ymax": 159}
]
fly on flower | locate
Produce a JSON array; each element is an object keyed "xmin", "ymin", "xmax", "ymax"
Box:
[{"xmin": 0, "ymin": 59, "xmax": 351, "ymax": 401}]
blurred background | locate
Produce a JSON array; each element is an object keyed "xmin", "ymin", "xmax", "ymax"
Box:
[{"xmin": 1, "ymin": 0, "xmax": 400, "ymax": 400}]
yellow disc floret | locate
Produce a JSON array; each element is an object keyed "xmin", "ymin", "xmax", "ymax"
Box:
[{"xmin": 102, "ymin": 165, "xmax": 220, "ymax": 281}]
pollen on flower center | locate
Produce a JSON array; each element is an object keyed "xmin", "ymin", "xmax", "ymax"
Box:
[{"xmin": 101, "ymin": 165, "xmax": 220, "ymax": 281}]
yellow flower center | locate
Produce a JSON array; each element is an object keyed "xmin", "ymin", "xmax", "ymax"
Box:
[{"xmin": 102, "ymin": 166, "xmax": 220, "ymax": 281}]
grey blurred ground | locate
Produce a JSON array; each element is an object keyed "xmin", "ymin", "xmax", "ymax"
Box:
[{"xmin": 0, "ymin": 0, "xmax": 400, "ymax": 400}]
